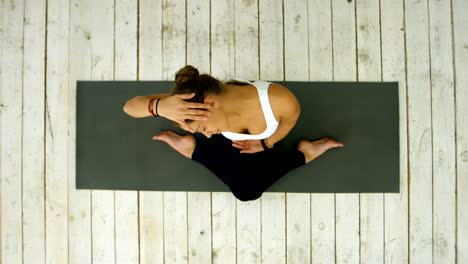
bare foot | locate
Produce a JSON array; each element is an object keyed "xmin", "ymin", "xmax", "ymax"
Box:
[
  {"xmin": 152, "ymin": 131, "xmax": 196, "ymax": 159},
  {"xmin": 298, "ymin": 137, "xmax": 344, "ymax": 163}
]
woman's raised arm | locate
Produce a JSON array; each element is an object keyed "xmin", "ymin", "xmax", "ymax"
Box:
[
  {"xmin": 123, "ymin": 93, "xmax": 170, "ymax": 118},
  {"xmin": 123, "ymin": 93, "xmax": 212, "ymax": 132}
]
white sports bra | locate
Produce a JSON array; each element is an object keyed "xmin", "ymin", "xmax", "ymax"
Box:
[{"xmin": 221, "ymin": 79, "xmax": 280, "ymax": 140}]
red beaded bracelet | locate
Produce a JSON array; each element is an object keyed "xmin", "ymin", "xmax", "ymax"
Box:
[{"xmin": 148, "ymin": 98, "xmax": 159, "ymax": 117}]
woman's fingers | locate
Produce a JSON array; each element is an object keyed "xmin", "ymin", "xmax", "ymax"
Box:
[
  {"xmin": 232, "ymin": 143, "xmax": 242, "ymax": 149},
  {"xmin": 232, "ymin": 141, "xmax": 247, "ymax": 149},
  {"xmin": 181, "ymin": 109, "xmax": 210, "ymax": 121},
  {"xmin": 175, "ymin": 93, "xmax": 196, "ymax": 99},
  {"xmin": 183, "ymin": 114, "xmax": 208, "ymax": 121},
  {"xmin": 187, "ymin": 109, "xmax": 211, "ymax": 117},
  {"xmin": 187, "ymin": 102, "xmax": 211, "ymax": 109},
  {"xmin": 187, "ymin": 115, "xmax": 209, "ymax": 121},
  {"xmin": 233, "ymin": 145, "xmax": 245, "ymax": 150}
]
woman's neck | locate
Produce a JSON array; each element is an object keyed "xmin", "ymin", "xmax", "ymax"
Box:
[{"xmin": 218, "ymin": 84, "xmax": 253, "ymax": 132}]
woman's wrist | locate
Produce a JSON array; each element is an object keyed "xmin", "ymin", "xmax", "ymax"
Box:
[
  {"xmin": 153, "ymin": 98, "xmax": 159, "ymax": 116},
  {"xmin": 148, "ymin": 98, "xmax": 160, "ymax": 117},
  {"xmin": 262, "ymin": 138, "xmax": 274, "ymax": 150}
]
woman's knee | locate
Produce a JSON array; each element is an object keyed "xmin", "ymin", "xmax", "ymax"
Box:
[{"xmin": 231, "ymin": 189, "xmax": 262, "ymax": 202}]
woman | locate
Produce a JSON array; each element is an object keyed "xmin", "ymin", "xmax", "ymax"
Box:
[{"xmin": 123, "ymin": 65, "xmax": 344, "ymax": 201}]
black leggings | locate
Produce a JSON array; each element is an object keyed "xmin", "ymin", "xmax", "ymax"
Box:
[{"xmin": 192, "ymin": 134, "xmax": 306, "ymax": 202}]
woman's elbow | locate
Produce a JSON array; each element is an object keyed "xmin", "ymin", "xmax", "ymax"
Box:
[
  {"xmin": 123, "ymin": 101, "xmax": 132, "ymax": 115},
  {"xmin": 123, "ymin": 98, "xmax": 140, "ymax": 117}
]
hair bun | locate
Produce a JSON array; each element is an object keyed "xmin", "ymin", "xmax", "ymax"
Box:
[{"xmin": 175, "ymin": 65, "xmax": 199, "ymax": 85}]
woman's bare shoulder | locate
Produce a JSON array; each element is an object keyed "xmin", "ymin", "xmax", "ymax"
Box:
[
  {"xmin": 268, "ymin": 82, "xmax": 294, "ymax": 97},
  {"xmin": 268, "ymin": 82, "xmax": 301, "ymax": 120}
]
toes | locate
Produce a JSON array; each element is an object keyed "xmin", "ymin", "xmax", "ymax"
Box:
[
  {"xmin": 330, "ymin": 139, "xmax": 344, "ymax": 147},
  {"xmin": 153, "ymin": 131, "xmax": 181, "ymax": 140},
  {"xmin": 153, "ymin": 134, "xmax": 165, "ymax": 141},
  {"xmin": 331, "ymin": 141, "xmax": 344, "ymax": 148},
  {"xmin": 163, "ymin": 130, "xmax": 177, "ymax": 136},
  {"xmin": 326, "ymin": 138, "xmax": 344, "ymax": 147},
  {"xmin": 153, "ymin": 131, "xmax": 171, "ymax": 141}
]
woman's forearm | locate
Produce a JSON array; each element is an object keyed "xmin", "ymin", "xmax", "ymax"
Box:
[
  {"xmin": 265, "ymin": 117, "xmax": 298, "ymax": 146},
  {"xmin": 123, "ymin": 93, "xmax": 169, "ymax": 118}
]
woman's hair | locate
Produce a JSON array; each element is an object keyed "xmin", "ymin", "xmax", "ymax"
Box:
[
  {"xmin": 170, "ymin": 65, "xmax": 225, "ymax": 124},
  {"xmin": 170, "ymin": 65, "xmax": 225, "ymax": 101}
]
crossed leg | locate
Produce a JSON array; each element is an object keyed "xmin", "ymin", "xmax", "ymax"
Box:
[{"xmin": 152, "ymin": 131, "xmax": 344, "ymax": 163}]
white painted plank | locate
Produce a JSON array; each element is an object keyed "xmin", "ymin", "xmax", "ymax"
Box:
[
  {"xmin": 164, "ymin": 192, "xmax": 188, "ymax": 264},
  {"xmin": 335, "ymin": 195, "xmax": 359, "ymax": 264},
  {"xmin": 186, "ymin": 1, "xmax": 212, "ymax": 263},
  {"xmin": 284, "ymin": 0, "xmax": 309, "ymax": 80},
  {"xmin": 210, "ymin": 0, "xmax": 235, "ymax": 80},
  {"xmin": 332, "ymin": 0, "xmax": 357, "ymax": 79},
  {"xmin": 258, "ymin": 1, "xmax": 286, "ymax": 263},
  {"xmin": 332, "ymin": 0, "xmax": 359, "ymax": 263},
  {"xmin": 308, "ymin": 1, "xmax": 335, "ymax": 263},
  {"xmin": 162, "ymin": 0, "xmax": 186, "ymax": 80},
  {"xmin": 261, "ymin": 193, "xmax": 286, "ymax": 264},
  {"xmin": 139, "ymin": 0, "xmax": 164, "ymax": 262},
  {"xmin": 211, "ymin": 193, "xmax": 236, "ymax": 264},
  {"xmin": 71, "ymin": 1, "xmax": 116, "ymax": 263},
  {"xmin": 308, "ymin": 0, "xmax": 333, "ymax": 80},
  {"xmin": 311, "ymin": 195, "xmax": 335, "ymax": 264},
  {"xmin": 427, "ymin": 0, "xmax": 456, "ymax": 263},
  {"xmin": 22, "ymin": 0, "xmax": 46, "ymax": 263},
  {"xmin": 0, "ymin": 0, "xmax": 24, "ymax": 263},
  {"xmin": 356, "ymin": 0, "xmax": 384, "ymax": 263},
  {"xmin": 453, "ymin": 0, "xmax": 468, "ymax": 262},
  {"xmin": 0, "ymin": 0, "xmax": 3, "ymax": 258},
  {"xmin": 87, "ymin": 0, "xmax": 114, "ymax": 81},
  {"xmin": 237, "ymin": 200, "xmax": 261, "ymax": 264},
  {"xmin": 287, "ymin": 194, "xmax": 311, "ymax": 264},
  {"xmin": 46, "ymin": 0, "xmax": 70, "ymax": 263},
  {"xmin": 187, "ymin": 0, "xmax": 210, "ymax": 74},
  {"xmin": 359, "ymin": 197, "xmax": 383, "ymax": 264},
  {"xmin": 187, "ymin": 192, "xmax": 212, "ymax": 264},
  {"xmin": 380, "ymin": 0, "xmax": 409, "ymax": 262},
  {"xmin": 115, "ymin": 0, "xmax": 138, "ymax": 79},
  {"xmin": 92, "ymin": 191, "xmax": 115, "ymax": 264},
  {"xmin": 234, "ymin": 0, "xmax": 259, "ymax": 80},
  {"xmin": 356, "ymin": 0, "xmax": 381, "ymax": 80},
  {"xmin": 405, "ymin": 0, "xmax": 433, "ymax": 262},
  {"xmin": 162, "ymin": 0, "xmax": 188, "ymax": 263},
  {"xmin": 284, "ymin": 1, "xmax": 311, "ymax": 263},
  {"xmin": 115, "ymin": 0, "xmax": 139, "ymax": 263},
  {"xmin": 210, "ymin": 1, "xmax": 237, "ymax": 263},
  {"xmin": 68, "ymin": 0, "xmax": 99, "ymax": 262},
  {"xmin": 259, "ymin": 0, "xmax": 283, "ymax": 81},
  {"xmin": 139, "ymin": 0, "xmax": 163, "ymax": 80},
  {"xmin": 115, "ymin": 193, "xmax": 139, "ymax": 263},
  {"xmin": 139, "ymin": 193, "xmax": 164, "ymax": 264}
]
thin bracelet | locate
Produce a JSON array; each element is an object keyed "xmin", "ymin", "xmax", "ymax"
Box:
[
  {"xmin": 262, "ymin": 138, "xmax": 273, "ymax": 150},
  {"xmin": 154, "ymin": 98, "xmax": 160, "ymax": 117},
  {"xmin": 148, "ymin": 98, "xmax": 159, "ymax": 117}
]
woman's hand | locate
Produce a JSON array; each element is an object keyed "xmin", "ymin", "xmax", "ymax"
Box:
[
  {"xmin": 232, "ymin": 140, "xmax": 264, "ymax": 154},
  {"xmin": 158, "ymin": 93, "xmax": 211, "ymax": 132}
]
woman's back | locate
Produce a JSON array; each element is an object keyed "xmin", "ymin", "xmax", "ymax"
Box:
[{"xmin": 221, "ymin": 79, "xmax": 280, "ymax": 140}]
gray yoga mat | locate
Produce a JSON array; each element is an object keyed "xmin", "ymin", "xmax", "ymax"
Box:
[{"xmin": 76, "ymin": 81, "xmax": 400, "ymax": 193}]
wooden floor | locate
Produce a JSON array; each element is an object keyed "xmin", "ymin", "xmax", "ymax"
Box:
[{"xmin": 1, "ymin": 0, "xmax": 467, "ymax": 263}]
